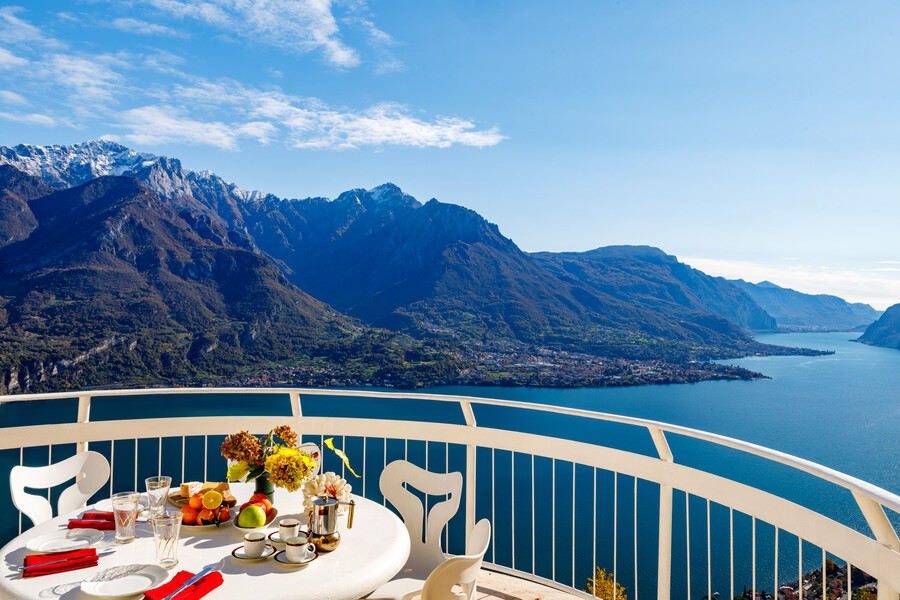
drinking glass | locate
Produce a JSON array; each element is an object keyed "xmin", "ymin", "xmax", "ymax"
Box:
[
  {"xmin": 111, "ymin": 492, "xmax": 141, "ymax": 543},
  {"xmin": 145, "ymin": 475, "xmax": 172, "ymax": 519},
  {"xmin": 151, "ymin": 514, "xmax": 182, "ymax": 569}
]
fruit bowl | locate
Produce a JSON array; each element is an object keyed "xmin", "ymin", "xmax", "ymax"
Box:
[
  {"xmin": 182, "ymin": 512, "xmax": 233, "ymax": 530},
  {"xmin": 233, "ymin": 508, "xmax": 278, "ymax": 533}
]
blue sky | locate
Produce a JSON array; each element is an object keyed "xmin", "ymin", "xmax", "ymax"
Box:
[{"xmin": 0, "ymin": 1, "xmax": 898, "ymax": 308}]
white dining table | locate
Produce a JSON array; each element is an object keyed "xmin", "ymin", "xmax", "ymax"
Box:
[{"xmin": 0, "ymin": 484, "xmax": 410, "ymax": 600}]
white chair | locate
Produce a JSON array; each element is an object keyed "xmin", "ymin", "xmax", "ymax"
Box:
[
  {"xmin": 298, "ymin": 442, "xmax": 322, "ymax": 477},
  {"xmin": 9, "ymin": 450, "xmax": 110, "ymax": 527},
  {"xmin": 367, "ymin": 518, "xmax": 492, "ymax": 600},
  {"xmin": 379, "ymin": 459, "xmax": 463, "ymax": 578}
]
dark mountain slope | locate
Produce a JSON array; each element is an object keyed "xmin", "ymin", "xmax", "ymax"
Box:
[
  {"xmin": 532, "ymin": 245, "xmax": 777, "ymax": 332},
  {"xmin": 857, "ymin": 304, "xmax": 900, "ymax": 350},
  {"xmin": 731, "ymin": 280, "xmax": 882, "ymax": 331},
  {"xmin": 0, "ymin": 166, "xmax": 52, "ymax": 247},
  {"xmin": 242, "ymin": 188, "xmax": 760, "ymax": 359},
  {"xmin": 0, "ymin": 174, "xmax": 453, "ymax": 393}
]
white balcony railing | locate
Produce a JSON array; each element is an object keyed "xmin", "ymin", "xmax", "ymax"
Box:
[{"xmin": 1, "ymin": 388, "xmax": 899, "ymax": 600}]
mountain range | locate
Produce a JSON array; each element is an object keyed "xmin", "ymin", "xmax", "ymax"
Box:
[
  {"xmin": 730, "ymin": 279, "xmax": 882, "ymax": 332},
  {"xmin": 0, "ymin": 140, "xmax": 883, "ymax": 392}
]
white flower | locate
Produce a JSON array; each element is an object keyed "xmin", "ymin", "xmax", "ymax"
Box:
[{"xmin": 302, "ymin": 471, "xmax": 352, "ymax": 515}]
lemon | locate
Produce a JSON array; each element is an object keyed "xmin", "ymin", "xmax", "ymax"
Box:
[{"xmin": 202, "ymin": 490, "xmax": 223, "ymax": 510}]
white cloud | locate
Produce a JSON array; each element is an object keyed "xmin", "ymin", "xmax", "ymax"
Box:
[
  {"xmin": 0, "ymin": 111, "xmax": 55, "ymax": 126},
  {"xmin": 109, "ymin": 17, "xmax": 182, "ymax": 37},
  {"xmin": 38, "ymin": 54, "xmax": 125, "ymax": 104},
  {"xmin": 682, "ymin": 256, "xmax": 900, "ymax": 311},
  {"xmin": 1, "ymin": 8, "xmax": 504, "ymax": 153},
  {"xmin": 0, "ymin": 6, "xmax": 64, "ymax": 48},
  {"xmin": 0, "ymin": 90, "xmax": 28, "ymax": 105},
  {"xmin": 0, "ymin": 46, "xmax": 28, "ymax": 69},
  {"xmin": 117, "ymin": 105, "xmax": 272, "ymax": 150},
  {"xmin": 142, "ymin": 0, "xmax": 360, "ymax": 68},
  {"xmin": 170, "ymin": 79, "xmax": 505, "ymax": 149}
]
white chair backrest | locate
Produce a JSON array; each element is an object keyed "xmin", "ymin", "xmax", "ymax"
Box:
[
  {"xmin": 421, "ymin": 519, "xmax": 492, "ymax": 600},
  {"xmin": 298, "ymin": 442, "xmax": 322, "ymax": 477},
  {"xmin": 380, "ymin": 460, "xmax": 463, "ymax": 578},
  {"xmin": 9, "ymin": 450, "xmax": 110, "ymax": 527}
]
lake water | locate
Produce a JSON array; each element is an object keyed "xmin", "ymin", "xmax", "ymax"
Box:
[{"xmin": 430, "ymin": 331, "xmax": 900, "ymax": 498}]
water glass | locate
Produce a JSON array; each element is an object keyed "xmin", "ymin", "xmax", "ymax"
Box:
[
  {"xmin": 145, "ymin": 475, "xmax": 172, "ymax": 519},
  {"xmin": 111, "ymin": 492, "xmax": 141, "ymax": 543},
  {"xmin": 151, "ymin": 514, "xmax": 182, "ymax": 569}
]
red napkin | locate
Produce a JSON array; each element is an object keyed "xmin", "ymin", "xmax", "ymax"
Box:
[
  {"xmin": 22, "ymin": 548, "xmax": 98, "ymax": 577},
  {"xmin": 68, "ymin": 520, "xmax": 115, "ymax": 530},
  {"xmin": 68, "ymin": 510, "xmax": 116, "ymax": 530},
  {"xmin": 144, "ymin": 570, "xmax": 224, "ymax": 600},
  {"xmin": 81, "ymin": 512, "xmax": 115, "ymax": 521}
]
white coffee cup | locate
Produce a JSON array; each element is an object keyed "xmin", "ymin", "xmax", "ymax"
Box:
[
  {"xmin": 284, "ymin": 536, "xmax": 315, "ymax": 562},
  {"xmin": 278, "ymin": 518, "xmax": 300, "ymax": 542},
  {"xmin": 243, "ymin": 532, "xmax": 267, "ymax": 558}
]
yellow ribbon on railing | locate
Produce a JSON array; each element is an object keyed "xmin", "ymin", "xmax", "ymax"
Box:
[{"xmin": 324, "ymin": 437, "xmax": 360, "ymax": 478}]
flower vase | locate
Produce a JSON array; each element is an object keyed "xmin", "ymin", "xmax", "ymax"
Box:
[{"xmin": 254, "ymin": 472, "xmax": 275, "ymax": 501}]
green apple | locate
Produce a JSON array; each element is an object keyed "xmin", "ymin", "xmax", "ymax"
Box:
[{"xmin": 237, "ymin": 504, "xmax": 267, "ymax": 528}]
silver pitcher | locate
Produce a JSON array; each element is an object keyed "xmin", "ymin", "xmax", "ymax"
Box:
[{"xmin": 309, "ymin": 495, "xmax": 355, "ymax": 552}]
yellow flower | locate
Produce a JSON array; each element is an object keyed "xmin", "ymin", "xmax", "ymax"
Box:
[
  {"xmin": 264, "ymin": 448, "xmax": 318, "ymax": 492},
  {"xmin": 226, "ymin": 461, "xmax": 251, "ymax": 482}
]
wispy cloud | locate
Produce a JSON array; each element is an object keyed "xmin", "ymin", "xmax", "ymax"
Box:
[
  {"xmin": 38, "ymin": 54, "xmax": 125, "ymax": 104},
  {"xmin": 108, "ymin": 17, "xmax": 182, "ymax": 37},
  {"xmin": 141, "ymin": 0, "xmax": 360, "ymax": 68},
  {"xmin": 0, "ymin": 111, "xmax": 55, "ymax": 126},
  {"xmin": 170, "ymin": 79, "xmax": 505, "ymax": 149},
  {"xmin": 0, "ymin": 46, "xmax": 28, "ymax": 69},
  {"xmin": 0, "ymin": 6, "xmax": 63, "ymax": 48},
  {"xmin": 1, "ymin": 8, "xmax": 504, "ymax": 152},
  {"xmin": 117, "ymin": 105, "xmax": 277, "ymax": 149},
  {"xmin": 0, "ymin": 90, "xmax": 28, "ymax": 106},
  {"xmin": 682, "ymin": 256, "xmax": 900, "ymax": 311}
]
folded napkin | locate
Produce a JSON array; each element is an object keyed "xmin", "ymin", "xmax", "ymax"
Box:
[
  {"xmin": 144, "ymin": 570, "xmax": 224, "ymax": 600},
  {"xmin": 81, "ymin": 512, "xmax": 115, "ymax": 521},
  {"xmin": 68, "ymin": 510, "xmax": 116, "ymax": 530},
  {"xmin": 68, "ymin": 519, "xmax": 115, "ymax": 530},
  {"xmin": 22, "ymin": 548, "xmax": 98, "ymax": 577}
]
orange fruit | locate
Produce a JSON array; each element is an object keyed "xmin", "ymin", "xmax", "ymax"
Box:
[
  {"xmin": 197, "ymin": 508, "xmax": 215, "ymax": 525},
  {"xmin": 202, "ymin": 490, "xmax": 223, "ymax": 510},
  {"xmin": 181, "ymin": 505, "xmax": 199, "ymax": 525},
  {"xmin": 216, "ymin": 506, "xmax": 231, "ymax": 522},
  {"xmin": 188, "ymin": 493, "xmax": 204, "ymax": 510}
]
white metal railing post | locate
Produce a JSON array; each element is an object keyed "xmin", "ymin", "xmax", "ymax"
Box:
[
  {"xmin": 290, "ymin": 392, "xmax": 302, "ymax": 418},
  {"xmin": 76, "ymin": 395, "xmax": 91, "ymax": 454},
  {"xmin": 650, "ymin": 427, "xmax": 674, "ymax": 600},
  {"xmin": 851, "ymin": 491, "xmax": 900, "ymax": 600},
  {"xmin": 461, "ymin": 401, "xmax": 478, "ymax": 544}
]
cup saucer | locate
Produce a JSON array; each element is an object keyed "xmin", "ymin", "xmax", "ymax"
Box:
[
  {"xmin": 268, "ymin": 530, "xmax": 308, "ymax": 545},
  {"xmin": 274, "ymin": 550, "xmax": 317, "ymax": 567},
  {"xmin": 232, "ymin": 543, "xmax": 276, "ymax": 561}
]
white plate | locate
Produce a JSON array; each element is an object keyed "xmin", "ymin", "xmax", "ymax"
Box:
[
  {"xmin": 81, "ymin": 564, "xmax": 168, "ymax": 598},
  {"xmin": 274, "ymin": 550, "xmax": 317, "ymax": 567},
  {"xmin": 231, "ymin": 543, "xmax": 276, "ymax": 561},
  {"xmin": 94, "ymin": 496, "xmax": 148, "ymax": 513},
  {"xmin": 26, "ymin": 529, "xmax": 103, "ymax": 553}
]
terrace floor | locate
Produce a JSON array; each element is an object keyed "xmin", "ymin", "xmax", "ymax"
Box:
[{"xmin": 477, "ymin": 570, "xmax": 582, "ymax": 600}]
